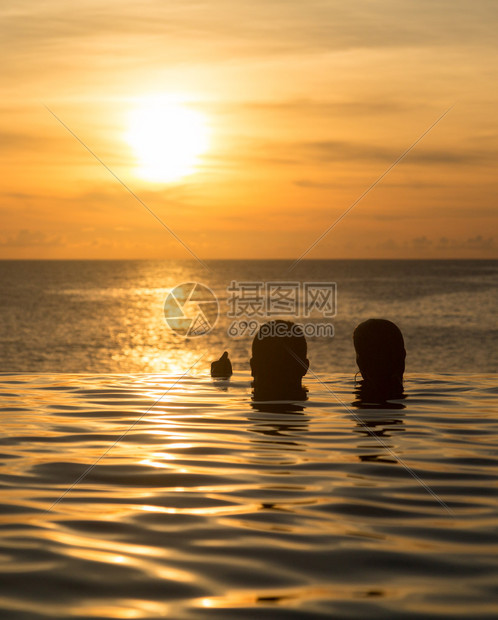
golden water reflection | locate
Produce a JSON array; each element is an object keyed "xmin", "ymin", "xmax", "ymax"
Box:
[{"xmin": 0, "ymin": 373, "xmax": 497, "ymax": 619}]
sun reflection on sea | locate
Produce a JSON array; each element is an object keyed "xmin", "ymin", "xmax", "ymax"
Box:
[
  {"xmin": 113, "ymin": 345, "xmax": 210, "ymax": 376},
  {"xmin": 2, "ymin": 372, "xmax": 497, "ymax": 619}
]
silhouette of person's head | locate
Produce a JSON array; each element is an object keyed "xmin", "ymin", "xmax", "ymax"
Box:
[
  {"xmin": 250, "ymin": 320, "xmax": 309, "ymax": 401},
  {"xmin": 353, "ymin": 318, "xmax": 406, "ymax": 402}
]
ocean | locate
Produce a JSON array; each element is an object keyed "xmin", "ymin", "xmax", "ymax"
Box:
[
  {"xmin": 1, "ymin": 259, "xmax": 497, "ymax": 374},
  {"xmin": 0, "ymin": 260, "xmax": 497, "ymax": 619}
]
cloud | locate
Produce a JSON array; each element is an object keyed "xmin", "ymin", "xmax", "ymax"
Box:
[
  {"xmin": 364, "ymin": 205, "xmax": 498, "ymax": 222},
  {"xmin": 0, "ymin": 229, "xmax": 63, "ymax": 247},
  {"xmin": 0, "ymin": 131, "xmax": 47, "ymax": 149},
  {"xmin": 0, "ymin": 128, "xmax": 102, "ymax": 161},
  {"xmin": 227, "ymin": 98, "xmax": 414, "ymax": 116},
  {"xmin": 411, "ymin": 235, "xmax": 433, "ymax": 249},
  {"xmin": 437, "ymin": 235, "xmax": 495, "ymax": 250},
  {"xmin": 297, "ymin": 140, "xmax": 496, "ymax": 167},
  {"xmin": 369, "ymin": 234, "xmax": 496, "ymax": 255},
  {"xmin": 294, "ymin": 179, "xmax": 344, "ymax": 189},
  {"xmin": 2, "ymin": 0, "xmax": 497, "ymax": 84},
  {"xmin": 208, "ymin": 132, "xmax": 497, "ymax": 172},
  {"xmin": 294, "ymin": 179, "xmax": 448, "ymax": 190},
  {"xmin": 376, "ymin": 238, "xmax": 400, "ymax": 251}
]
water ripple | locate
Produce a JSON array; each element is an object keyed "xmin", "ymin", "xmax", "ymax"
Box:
[{"xmin": 0, "ymin": 373, "xmax": 497, "ymax": 618}]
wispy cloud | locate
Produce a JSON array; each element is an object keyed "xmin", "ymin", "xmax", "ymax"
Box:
[
  {"xmin": 4, "ymin": 1, "xmax": 496, "ymax": 54},
  {"xmin": 0, "ymin": 229, "xmax": 62, "ymax": 247},
  {"xmin": 372, "ymin": 235, "xmax": 496, "ymax": 255},
  {"xmin": 2, "ymin": 0, "xmax": 497, "ymax": 91},
  {"xmin": 297, "ymin": 140, "xmax": 496, "ymax": 166}
]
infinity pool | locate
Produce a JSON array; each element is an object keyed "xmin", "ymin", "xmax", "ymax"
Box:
[{"xmin": 0, "ymin": 373, "xmax": 497, "ymax": 619}]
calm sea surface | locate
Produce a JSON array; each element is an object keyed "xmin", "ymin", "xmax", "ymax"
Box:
[
  {"xmin": 0, "ymin": 260, "xmax": 497, "ymax": 618},
  {"xmin": 0, "ymin": 372, "xmax": 497, "ymax": 619},
  {"xmin": 0, "ymin": 259, "xmax": 497, "ymax": 373}
]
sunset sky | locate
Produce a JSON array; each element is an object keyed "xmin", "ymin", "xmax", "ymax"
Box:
[{"xmin": 1, "ymin": 0, "xmax": 497, "ymax": 259}]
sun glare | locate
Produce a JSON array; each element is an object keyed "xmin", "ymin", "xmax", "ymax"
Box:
[{"xmin": 126, "ymin": 98, "xmax": 209, "ymax": 183}]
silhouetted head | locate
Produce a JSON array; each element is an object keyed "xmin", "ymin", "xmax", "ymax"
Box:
[
  {"xmin": 353, "ymin": 319, "xmax": 406, "ymax": 400},
  {"xmin": 250, "ymin": 321, "xmax": 309, "ymax": 400}
]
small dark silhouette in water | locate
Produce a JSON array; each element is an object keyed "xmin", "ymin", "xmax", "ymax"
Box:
[
  {"xmin": 210, "ymin": 351, "xmax": 232, "ymax": 378},
  {"xmin": 211, "ymin": 320, "xmax": 309, "ymax": 401},
  {"xmin": 353, "ymin": 318, "xmax": 406, "ymax": 404}
]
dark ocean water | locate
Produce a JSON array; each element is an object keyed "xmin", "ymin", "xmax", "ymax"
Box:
[{"xmin": 1, "ymin": 259, "xmax": 497, "ymax": 374}]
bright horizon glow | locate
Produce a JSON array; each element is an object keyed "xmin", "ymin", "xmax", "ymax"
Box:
[{"xmin": 125, "ymin": 98, "xmax": 209, "ymax": 183}]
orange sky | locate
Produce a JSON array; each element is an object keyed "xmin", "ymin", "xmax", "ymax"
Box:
[{"xmin": 1, "ymin": 0, "xmax": 497, "ymax": 259}]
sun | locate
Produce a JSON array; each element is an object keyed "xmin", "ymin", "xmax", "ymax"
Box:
[{"xmin": 126, "ymin": 98, "xmax": 209, "ymax": 183}]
